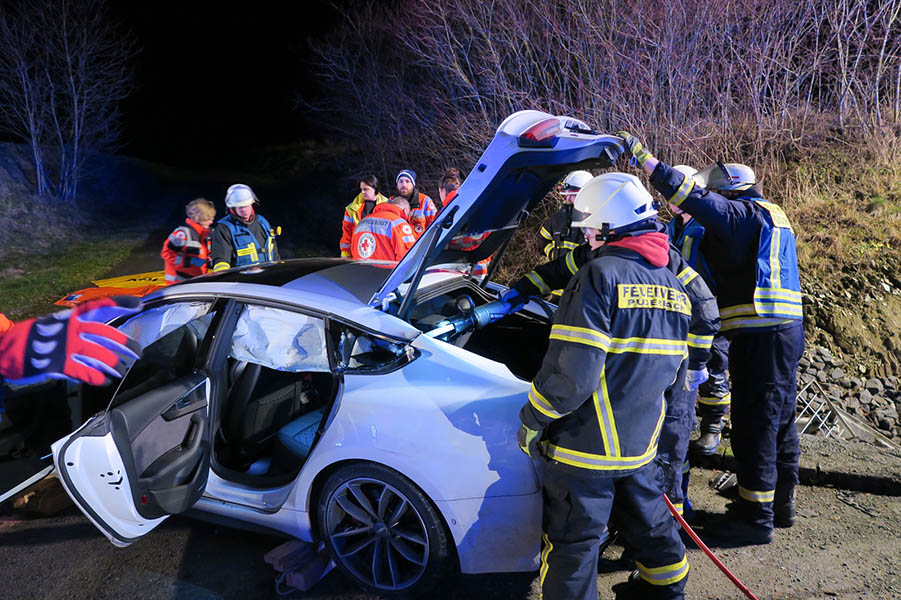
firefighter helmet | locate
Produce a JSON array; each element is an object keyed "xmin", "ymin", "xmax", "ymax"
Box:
[
  {"xmin": 225, "ymin": 183, "xmax": 257, "ymax": 208},
  {"xmin": 701, "ymin": 162, "xmax": 756, "ymax": 192},
  {"xmin": 560, "ymin": 170, "xmax": 593, "ymax": 194},
  {"xmin": 571, "ymin": 172, "xmax": 657, "ymax": 231}
]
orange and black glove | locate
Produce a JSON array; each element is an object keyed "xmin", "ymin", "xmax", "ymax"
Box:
[{"xmin": 0, "ymin": 296, "xmax": 142, "ymax": 386}]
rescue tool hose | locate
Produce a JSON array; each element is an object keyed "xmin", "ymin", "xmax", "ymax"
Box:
[{"xmin": 663, "ymin": 494, "xmax": 759, "ymax": 600}]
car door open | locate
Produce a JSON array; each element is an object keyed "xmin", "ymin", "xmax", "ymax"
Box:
[{"xmin": 52, "ymin": 304, "xmax": 218, "ymax": 546}]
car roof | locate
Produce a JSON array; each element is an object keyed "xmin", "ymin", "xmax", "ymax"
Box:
[{"xmin": 146, "ymin": 259, "xmax": 422, "ymax": 340}]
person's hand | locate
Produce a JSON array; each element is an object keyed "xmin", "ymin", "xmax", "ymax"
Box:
[
  {"xmin": 684, "ymin": 367, "xmax": 709, "ymax": 392},
  {"xmin": 0, "ymin": 296, "xmax": 143, "ymax": 387},
  {"xmin": 517, "ymin": 423, "xmax": 545, "ymax": 459},
  {"xmin": 501, "ymin": 287, "xmax": 528, "ymax": 311},
  {"xmin": 616, "ymin": 131, "xmax": 655, "ymax": 168}
]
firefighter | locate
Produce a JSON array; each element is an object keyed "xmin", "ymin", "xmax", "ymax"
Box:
[
  {"xmin": 0, "ymin": 297, "xmax": 142, "ymax": 388},
  {"xmin": 621, "ymin": 132, "xmax": 805, "ymax": 544},
  {"xmin": 210, "ymin": 184, "xmax": 280, "ymax": 272},
  {"xmin": 161, "ymin": 198, "xmax": 216, "ymax": 283},
  {"xmin": 540, "ymin": 170, "xmax": 593, "ymax": 260},
  {"xmin": 518, "ymin": 173, "xmax": 690, "ymax": 600},
  {"xmin": 507, "ymin": 191, "xmax": 719, "ymax": 521},
  {"xmin": 340, "ymin": 175, "xmax": 389, "ymax": 258},
  {"xmin": 350, "ymin": 196, "xmax": 416, "ymax": 261},
  {"xmin": 394, "ymin": 169, "xmax": 437, "ymax": 238}
]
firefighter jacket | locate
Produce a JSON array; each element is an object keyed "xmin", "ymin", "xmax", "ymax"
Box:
[
  {"xmin": 340, "ymin": 192, "xmax": 389, "ymax": 257},
  {"xmin": 666, "ymin": 216, "xmax": 716, "ymax": 295},
  {"xmin": 540, "ymin": 204, "xmax": 583, "ymax": 260},
  {"xmin": 351, "ymin": 203, "xmax": 416, "ymax": 261},
  {"xmin": 210, "ymin": 212, "xmax": 279, "ymax": 272},
  {"xmin": 404, "ymin": 191, "xmax": 438, "ymax": 239},
  {"xmin": 160, "ymin": 218, "xmax": 212, "ymax": 283},
  {"xmin": 650, "ymin": 162, "xmax": 803, "ymax": 334},
  {"xmin": 514, "ymin": 238, "xmax": 719, "ymax": 370},
  {"xmin": 521, "ymin": 239, "xmax": 691, "ymax": 476},
  {"xmin": 0, "ymin": 313, "xmax": 11, "ymax": 334}
]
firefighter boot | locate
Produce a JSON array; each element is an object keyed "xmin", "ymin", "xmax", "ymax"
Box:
[
  {"xmin": 691, "ymin": 418, "xmax": 722, "ymax": 456},
  {"xmin": 774, "ymin": 484, "xmax": 796, "ymax": 528}
]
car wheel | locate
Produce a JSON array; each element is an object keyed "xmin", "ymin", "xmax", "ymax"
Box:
[{"xmin": 317, "ymin": 462, "xmax": 452, "ymax": 596}]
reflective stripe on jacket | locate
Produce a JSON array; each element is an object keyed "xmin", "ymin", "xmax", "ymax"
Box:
[
  {"xmin": 351, "ymin": 203, "xmax": 416, "ymax": 261},
  {"xmin": 160, "ymin": 218, "xmax": 211, "ymax": 283},
  {"xmin": 522, "ymin": 245, "xmax": 691, "ymax": 476},
  {"xmin": 650, "ymin": 162, "xmax": 802, "ymax": 334},
  {"xmin": 515, "ymin": 242, "xmax": 719, "ymax": 370},
  {"xmin": 407, "ymin": 193, "xmax": 438, "ymax": 239},
  {"xmin": 214, "ymin": 213, "xmax": 276, "ymax": 270},
  {"xmin": 540, "ymin": 204, "xmax": 583, "ymax": 261},
  {"xmin": 341, "ymin": 193, "xmax": 389, "ymax": 257}
]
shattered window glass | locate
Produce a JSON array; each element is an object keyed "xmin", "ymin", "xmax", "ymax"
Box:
[
  {"xmin": 229, "ymin": 305, "xmax": 330, "ymax": 373},
  {"xmin": 119, "ymin": 301, "xmax": 213, "ymax": 348}
]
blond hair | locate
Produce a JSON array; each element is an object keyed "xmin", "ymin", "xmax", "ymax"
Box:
[{"xmin": 186, "ymin": 198, "xmax": 216, "ymax": 222}]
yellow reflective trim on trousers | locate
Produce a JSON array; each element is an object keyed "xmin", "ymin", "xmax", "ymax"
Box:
[
  {"xmin": 770, "ymin": 227, "xmax": 782, "ymax": 288},
  {"xmin": 637, "ymin": 556, "xmax": 689, "ymax": 586},
  {"xmin": 544, "ymin": 443, "xmax": 658, "ymax": 470},
  {"xmin": 565, "ymin": 250, "xmax": 578, "ymax": 275},
  {"xmin": 676, "ymin": 266, "xmax": 698, "ymax": 286},
  {"xmin": 739, "ymin": 486, "xmax": 775, "ymax": 503},
  {"xmin": 682, "ymin": 460, "xmax": 690, "ymax": 474},
  {"xmin": 673, "ymin": 503, "xmax": 684, "ymax": 515},
  {"xmin": 213, "ymin": 262, "xmax": 231, "ymax": 272},
  {"xmin": 539, "ymin": 533, "xmax": 553, "ymax": 591},
  {"xmin": 525, "ymin": 271, "xmax": 551, "ymax": 294},
  {"xmin": 549, "ymin": 324, "xmax": 611, "ymax": 351},
  {"xmin": 698, "ymin": 393, "xmax": 731, "ymax": 406},
  {"xmin": 607, "ymin": 337, "xmax": 688, "ymax": 356},
  {"xmin": 687, "ymin": 333, "xmax": 714, "ymax": 349},
  {"xmin": 529, "ymin": 383, "xmax": 567, "ymax": 420},
  {"xmin": 669, "ymin": 173, "xmax": 695, "ymax": 207},
  {"xmin": 598, "ymin": 366, "xmax": 621, "ymax": 456}
]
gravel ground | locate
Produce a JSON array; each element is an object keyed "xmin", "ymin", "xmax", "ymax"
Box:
[{"xmin": 1, "ymin": 459, "xmax": 898, "ymax": 600}]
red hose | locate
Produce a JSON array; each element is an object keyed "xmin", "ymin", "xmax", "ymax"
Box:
[{"xmin": 663, "ymin": 494, "xmax": 760, "ymax": 600}]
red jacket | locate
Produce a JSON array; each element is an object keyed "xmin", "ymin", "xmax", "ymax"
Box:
[
  {"xmin": 161, "ymin": 218, "xmax": 212, "ymax": 283},
  {"xmin": 351, "ymin": 203, "xmax": 416, "ymax": 261}
]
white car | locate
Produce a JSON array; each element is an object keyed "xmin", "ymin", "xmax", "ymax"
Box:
[{"xmin": 0, "ymin": 111, "xmax": 625, "ymax": 595}]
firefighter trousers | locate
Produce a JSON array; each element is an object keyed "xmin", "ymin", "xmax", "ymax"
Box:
[
  {"xmin": 540, "ymin": 463, "xmax": 688, "ymax": 600},
  {"xmin": 657, "ymin": 362, "xmax": 693, "ymax": 515},
  {"xmin": 696, "ymin": 335, "xmax": 731, "ymax": 422},
  {"xmin": 728, "ymin": 323, "xmax": 805, "ymax": 528}
]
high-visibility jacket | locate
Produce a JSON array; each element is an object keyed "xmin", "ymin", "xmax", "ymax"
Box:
[
  {"xmin": 340, "ymin": 192, "xmax": 389, "ymax": 257},
  {"xmin": 521, "ymin": 239, "xmax": 691, "ymax": 476},
  {"xmin": 666, "ymin": 216, "xmax": 715, "ymax": 295},
  {"xmin": 650, "ymin": 162, "xmax": 803, "ymax": 334},
  {"xmin": 351, "ymin": 203, "xmax": 416, "ymax": 261},
  {"xmin": 0, "ymin": 313, "xmax": 12, "ymax": 334},
  {"xmin": 160, "ymin": 218, "xmax": 212, "ymax": 283},
  {"xmin": 514, "ymin": 237, "xmax": 719, "ymax": 370},
  {"xmin": 540, "ymin": 204, "xmax": 583, "ymax": 260},
  {"xmin": 405, "ymin": 192, "xmax": 438, "ymax": 238},
  {"xmin": 211, "ymin": 213, "xmax": 277, "ymax": 271}
]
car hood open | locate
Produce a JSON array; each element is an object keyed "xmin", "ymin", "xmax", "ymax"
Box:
[{"xmin": 369, "ymin": 110, "xmax": 625, "ymax": 310}]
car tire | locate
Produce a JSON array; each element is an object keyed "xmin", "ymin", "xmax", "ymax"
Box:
[{"xmin": 317, "ymin": 462, "xmax": 453, "ymax": 597}]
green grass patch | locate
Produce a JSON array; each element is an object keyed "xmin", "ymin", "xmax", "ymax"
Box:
[{"xmin": 0, "ymin": 234, "xmax": 141, "ymax": 320}]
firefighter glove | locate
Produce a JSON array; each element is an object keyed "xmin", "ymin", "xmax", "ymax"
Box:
[
  {"xmin": 517, "ymin": 424, "xmax": 545, "ymax": 459},
  {"xmin": 616, "ymin": 131, "xmax": 654, "ymax": 167},
  {"xmin": 684, "ymin": 367, "xmax": 709, "ymax": 392},
  {"xmin": 0, "ymin": 296, "xmax": 143, "ymax": 387}
]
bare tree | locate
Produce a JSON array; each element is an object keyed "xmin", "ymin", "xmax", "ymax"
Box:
[{"xmin": 0, "ymin": 0, "xmax": 136, "ymax": 204}]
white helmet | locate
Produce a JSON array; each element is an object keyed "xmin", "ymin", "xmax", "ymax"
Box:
[
  {"xmin": 225, "ymin": 183, "xmax": 257, "ymax": 208},
  {"xmin": 700, "ymin": 162, "xmax": 756, "ymax": 192},
  {"xmin": 673, "ymin": 164, "xmax": 706, "ymax": 187},
  {"xmin": 561, "ymin": 170, "xmax": 593, "ymax": 194},
  {"xmin": 571, "ymin": 173, "xmax": 657, "ymax": 232}
]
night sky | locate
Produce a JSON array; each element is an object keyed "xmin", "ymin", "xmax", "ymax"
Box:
[{"xmin": 114, "ymin": 2, "xmax": 342, "ymax": 170}]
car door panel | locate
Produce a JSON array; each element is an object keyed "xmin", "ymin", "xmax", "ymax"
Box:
[{"xmin": 54, "ymin": 373, "xmax": 211, "ymax": 545}]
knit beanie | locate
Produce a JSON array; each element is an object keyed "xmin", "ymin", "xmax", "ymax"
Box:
[{"xmin": 396, "ymin": 169, "xmax": 417, "ymax": 187}]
